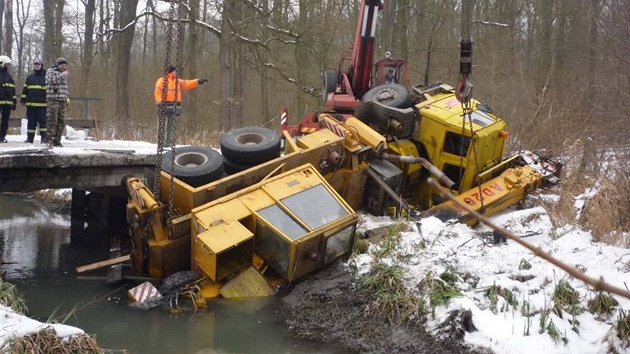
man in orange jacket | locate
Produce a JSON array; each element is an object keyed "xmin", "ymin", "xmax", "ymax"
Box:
[{"xmin": 154, "ymin": 64, "xmax": 207, "ymax": 146}]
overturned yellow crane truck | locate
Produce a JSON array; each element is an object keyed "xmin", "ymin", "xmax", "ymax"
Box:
[{"xmin": 125, "ymin": 83, "xmax": 559, "ymax": 299}]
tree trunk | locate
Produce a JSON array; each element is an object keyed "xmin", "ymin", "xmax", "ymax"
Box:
[
  {"xmin": 3, "ymin": 0, "xmax": 13, "ymax": 58},
  {"xmin": 295, "ymin": 0, "xmax": 309, "ymax": 116},
  {"xmin": 537, "ymin": 0, "xmax": 554, "ymax": 93},
  {"xmin": 260, "ymin": 0, "xmax": 270, "ymax": 125},
  {"xmin": 114, "ymin": 0, "xmax": 139, "ymax": 123},
  {"xmin": 43, "ymin": 0, "xmax": 64, "ymax": 65},
  {"xmin": 233, "ymin": 1, "xmax": 243, "ymax": 128},
  {"xmin": 186, "ymin": 0, "xmax": 201, "ymax": 127},
  {"xmin": 0, "ymin": 1, "xmax": 4, "ymax": 53},
  {"xmin": 82, "ymin": 0, "xmax": 96, "ymax": 96},
  {"xmin": 14, "ymin": 0, "xmax": 31, "ymax": 81},
  {"xmin": 383, "ymin": 0, "xmax": 396, "ymax": 53},
  {"xmin": 219, "ymin": 0, "xmax": 234, "ymax": 131}
]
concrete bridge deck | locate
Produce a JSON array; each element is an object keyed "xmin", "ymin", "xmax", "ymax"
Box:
[{"xmin": 0, "ymin": 135, "xmax": 158, "ymax": 192}]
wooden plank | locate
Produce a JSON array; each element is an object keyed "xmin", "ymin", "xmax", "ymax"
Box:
[{"xmin": 76, "ymin": 254, "xmax": 130, "ymax": 273}]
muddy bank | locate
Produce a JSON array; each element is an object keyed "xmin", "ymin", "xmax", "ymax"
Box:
[{"xmin": 281, "ymin": 262, "xmax": 491, "ymax": 354}]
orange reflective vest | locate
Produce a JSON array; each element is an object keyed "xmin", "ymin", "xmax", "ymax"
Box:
[{"xmin": 154, "ymin": 72, "xmax": 199, "ymax": 103}]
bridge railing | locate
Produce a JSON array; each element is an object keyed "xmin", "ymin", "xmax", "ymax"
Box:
[{"xmin": 7, "ymin": 95, "xmax": 102, "ymax": 130}]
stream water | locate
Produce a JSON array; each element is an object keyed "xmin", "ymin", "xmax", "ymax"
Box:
[{"xmin": 0, "ymin": 193, "xmax": 345, "ymax": 354}]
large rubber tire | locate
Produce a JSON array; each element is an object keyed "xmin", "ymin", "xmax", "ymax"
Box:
[
  {"xmin": 162, "ymin": 146, "xmax": 224, "ymax": 187},
  {"xmin": 220, "ymin": 127, "xmax": 281, "ymax": 165},
  {"xmin": 361, "ymin": 83, "xmax": 413, "ymax": 109},
  {"xmin": 322, "ymin": 69, "xmax": 338, "ymax": 102},
  {"xmin": 223, "ymin": 156, "xmax": 255, "ymax": 175}
]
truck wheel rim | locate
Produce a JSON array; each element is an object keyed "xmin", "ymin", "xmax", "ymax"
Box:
[
  {"xmin": 174, "ymin": 152, "xmax": 208, "ymax": 167},
  {"xmin": 237, "ymin": 133, "xmax": 265, "ymax": 145}
]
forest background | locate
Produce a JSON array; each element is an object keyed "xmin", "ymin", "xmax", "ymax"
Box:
[
  {"xmin": 0, "ymin": 0, "xmax": 627, "ymax": 149},
  {"xmin": 0, "ymin": 0, "xmax": 629, "ymax": 241}
]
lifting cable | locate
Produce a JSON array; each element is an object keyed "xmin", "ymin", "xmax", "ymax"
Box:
[{"xmin": 456, "ymin": 0, "xmax": 484, "ymax": 212}]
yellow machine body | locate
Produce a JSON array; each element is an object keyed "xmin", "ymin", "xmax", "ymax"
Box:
[
  {"xmin": 192, "ymin": 164, "xmax": 357, "ymax": 283},
  {"xmin": 124, "ymin": 85, "xmax": 554, "ymax": 297}
]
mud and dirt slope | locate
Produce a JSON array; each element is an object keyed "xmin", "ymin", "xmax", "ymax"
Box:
[{"xmin": 281, "ymin": 262, "xmax": 490, "ymax": 354}]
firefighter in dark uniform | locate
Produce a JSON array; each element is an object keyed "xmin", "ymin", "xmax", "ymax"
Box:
[
  {"xmin": 21, "ymin": 59, "xmax": 47, "ymax": 143},
  {"xmin": 0, "ymin": 55, "xmax": 16, "ymax": 143}
]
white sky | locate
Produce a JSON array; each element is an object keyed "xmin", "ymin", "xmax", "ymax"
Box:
[{"xmin": 1, "ymin": 132, "xmax": 629, "ymax": 353}]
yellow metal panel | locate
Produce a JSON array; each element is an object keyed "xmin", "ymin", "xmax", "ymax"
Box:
[
  {"xmin": 237, "ymin": 189, "xmax": 276, "ymax": 212},
  {"xmin": 219, "ymin": 266, "xmax": 276, "ymax": 298},
  {"xmin": 261, "ymin": 169, "xmax": 323, "ymax": 201},
  {"xmin": 198, "ymin": 222, "xmax": 254, "ymax": 253},
  {"xmin": 194, "ymin": 197, "xmax": 258, "ymax": 231},
  {"xmin": 194, "ymin": 222, "xmax": 254, "ymax": 282},
  {"xmin": 344, "ymin": 117, "xmax": 387, "ymax": 153},
  {"xmin": 295, "ymin": 128, "xmax": 343, "ymax": 149},
  {"xmin": 425, "ymin": 166, "xmax": 542, "ymax": 225}
]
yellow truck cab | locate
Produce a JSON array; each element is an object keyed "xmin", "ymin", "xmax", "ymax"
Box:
[
  {"xmin": 412, "ymin": 84, "xmax": 509, "ymax": 208},
  {"xmin": 355, "ymin": 83, "xmax": 511, "ymax": 211}
]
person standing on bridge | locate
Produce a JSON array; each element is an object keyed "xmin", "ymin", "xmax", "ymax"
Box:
[
  {"xmin": 21, "ymin": 59, "xmax": 48, "ymax": 143},
  {"xmin": 154, "ymin": 64, "xmax": 207, "ymax": 146},
  {"xmin": 45, "ymin": 57, "xmax": 69, "ymax": 147},
  {"xmin": 0, "ymin": 55, "xmax": 17, "ymax": 143}
]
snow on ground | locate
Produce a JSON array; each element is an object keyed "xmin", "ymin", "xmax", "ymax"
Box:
[
  {"xmin": 354, "ymin": 202, "xmax": 630, "ymax": 354},
  {"xmin": 0, "ymin": 131, "xmax": 159, "ymax": 156},
  {"xmin": 0, "ymin": 306, "xmax": 84, "ymax": 347}
]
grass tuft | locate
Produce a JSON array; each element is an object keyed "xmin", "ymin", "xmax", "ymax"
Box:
[
  {"xmin": 3, "ymin": 327, "xmax": 105, "ymax": 354},
  {"xmin": 359, "ymin": 263, "xmax": 419, "ymax": 322},
  {"xmin": 419, "ymin": 269, "xmax": 462, "ymax": 318},
  {"xmin": 485, "ymin": 284, "xmax": 519, "ymax": 314},
  {"xmin": 552, "ymin": 279, "xmax": 580, "ymax": 314},
  {"xmin": 0, "ymin": 280, "xmax": 27, "ymax": 314},
  {"xmin": 588, "ymin": 291, "xmax": 618, "ymax": 319}
]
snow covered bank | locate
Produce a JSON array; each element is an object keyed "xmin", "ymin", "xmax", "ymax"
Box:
[
  {"xmin": 353, "ymin": 206, "xmax": 630, "ymax": 354},
  {"xmin": 0, "ymin": 305, "xmax": 85, "ymax": 350}
]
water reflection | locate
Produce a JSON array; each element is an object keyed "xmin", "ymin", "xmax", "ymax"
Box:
[
  {"xmin": 0, "ymin": 194, "xmax": 343, "ymax": 354},
  {"xmin": 0, "ymin": 194, "xmax": 70, "ymax": 279}
]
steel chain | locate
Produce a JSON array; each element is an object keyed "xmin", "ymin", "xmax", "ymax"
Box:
[
  {"xmin": 154, "ymin": 0, "xmax": 177, "ymax": 200},
  {"xmin": 168, "ymin": 2, "xmax": 184, "ymax": 223}
]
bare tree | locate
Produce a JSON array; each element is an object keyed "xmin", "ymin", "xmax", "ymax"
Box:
[
  {"xmin": 14, "ymin": 0, "xmax": 33, "ymax": 80},
  {"xmin": 0, "ymin": 1, "xmax": 4, "ymax": 53},
  {"xmin": 114, "ymin": 0, "xmax": 140, "ymax": 122},
  {"xmin": 43, "ymin": 0, "xmax": 64, "ymax": 65},
  {"xmin": 185, "ymin": 0, "xmax": 202, "ymax": 127},
  {"xmin": 219, "ymin": 0, "xmax": 234, "ymax": 130},
  {"xmin": 81, "ymin": 0, "xmax": 97, "ymax": 95},
  {"xmin": 3, "ymin": 0, "xmax": 13, "ymax": 58}
]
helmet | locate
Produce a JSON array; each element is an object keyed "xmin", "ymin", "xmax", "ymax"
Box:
[
  {"xmin": 55, "ymin": 57, "xmax": 67, "ymax": 66},
  {"xmin": 0, "ymin": 55, "xmax": 12, "ymax": 68}
]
